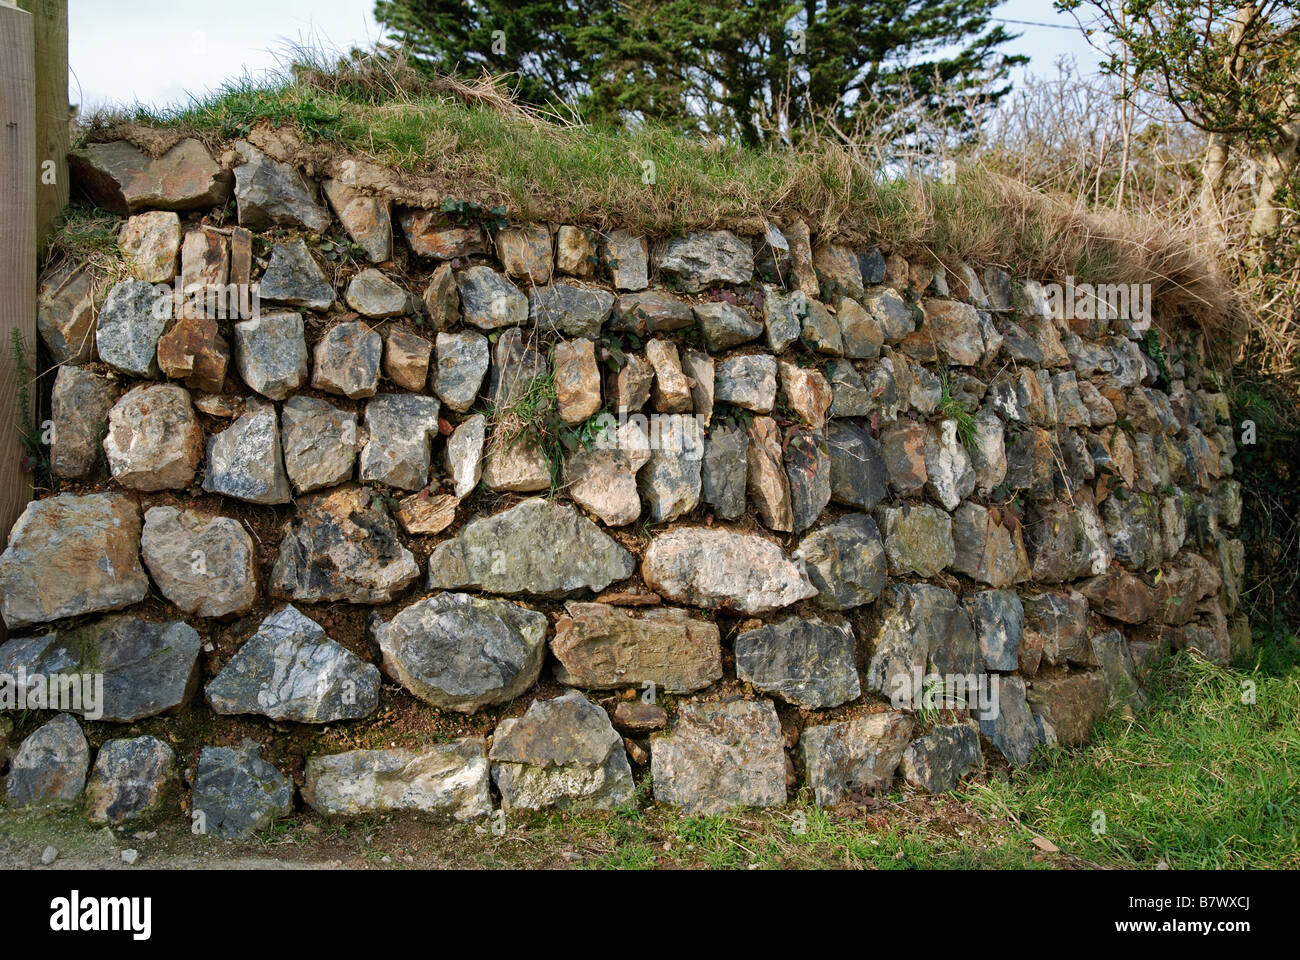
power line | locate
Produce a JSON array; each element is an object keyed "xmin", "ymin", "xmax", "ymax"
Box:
[{"xmin": 991, "ymin": 17, "xmax": 1082, "ymax": 31}]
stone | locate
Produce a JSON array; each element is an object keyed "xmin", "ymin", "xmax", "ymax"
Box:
[
  {"xmin": 801, "ymin": 299, "xmax": 844, "ymax": 355},
  {"xmin": 746, "ymin": 416, "xmax": 793, "ymax": 531},
  {"xmin": 0, "ymin": 493, "xmax": 148, "ymax": 628},
  {"xmin": 491, "ymin": 691, "xmax": 634, "ymax": 810},
  {"xmin": 399, "ymin": 209, "xmax": 485, "ymax": 259},
  {"xmin": 799, "ymin": 514, "xmax": 886, "ymax": 610},
  {"xmin": 383, "ymin": 327, "xmax": 432, "ymax": 391},
  {"xmin": 488, "ymin": 327, "xmax": 548, "ymax": 411},
  {"xmin": 280, "ymin": 396, "xmax": 358, "ymax": 493},
  {"xmin": 157, "ymin": 316, "xmax": 230, "ymax": 393},
  {"xmin": 736, "ymin": 615, "xmax": 860, "ymax": 709},
  {"xmin": 979, "ymin": 675, "xmax": 1039, "ymax": 765},
  {"xmin": 567, "ymin": 433, "xmax": 648, "ymax": 527},
  {"xmin": 456, "ymin": 266, "xmax": 528, "ymax": 329},
  {"xmin": 4, "ymin": 715, "xmax": 88, "ymax": 808},
  {"xmin": 951, "ymin": 501, "xmax": 1032, "ymax": 587},
  {"xmin": 433, "ymin": 331, "xmax": 490, "ymax": 411},
  {"xmin": 966, "ymin": 590, "xmax": 1024, "ymax": 672},
  {"xmin": 345, "ymin": 268, "xmax": 409, "ymax": 318},
  {"xmin": 422, "ymin": 263, "xmax": 461, "ymax": 329},
  {"xmin": 481, "ymin": 435, "xmax": 551, "ymax": 492},
  {"xmin": 1022, "ymin": 590, "xmax": 1092, "ymax": 669},
  {"xmin": 922, "ymin": 420, "xmax": 976, "ymax": 511},
  {"xmin": 374, "ymin": 592, "xmax": 547, "ymax": 713},
  {"xmin": 271, "ymin": 485, "xmax": 420, "ymax": 604},
  {"xmin": 118, "ymin": 210, "xmax": 181, "ymax": 282},
  {"xmin": 1026, "ymin": 500, "xmax": 1112, "ymax": 582},
  {"xmin": 141, "ymin": 506, "xmax": 257, "ymax": 618},
  {"xmin": 70, "ymin": 138, "xmax": 230, "ymax": 213},
  {"xmin": 876, "ymin": 504, "xmax": 955, "ymax": 578},
  {"xmin": 1078, "ymin": 569, "xmax": 1159, "ymax": 624},
  {"xmin": 556, "ymin": 225, "xmax": 598, "ymax": 276},
  {"xmin": 656, "ymin": 230, "xmax": 753, "ymax": 291},
  {"xmin": 865, "ymin": 287, "xmax": 915, "ymax": 341},
  {"xmin": 715, "ymin": 354, "xmax": 777, "ymax": 412},
  {"xmin": 191, "ymin": 739, "xmax": 293, "ymax": 840},
  {"xmin": 312, "ymin": 321, "xmax": 383, "ymax": 399},
  {"xmin": 203, "ymin": 397, "xmax": 291, "ymax": 504},
  {"xmin": 552, "ymin": 602, "xmax": 722, "ymax": 693},
  {"xmin": 602, "ymin": 230, "xmax": 649, "ymax": 290},
  {"xmin": 837, "ymin": 297, "xmax": 883, "ymax": 359},
  {"xmin": 1026, "ymin": 671, "xmax": 1108, "ymax": 746},
  {"xmin": 881, "ymin": 420, "xmax": 928, "ymax": 496},
  {"xmin": 208, "ymin": 605, "xmax": 380, "ymax": 722},
  {"xmin": 801, "ymin": 712, "xmax": 913, "ymax": 805},
  {"xmin": 1100, "ymin": 493, "xmax": 1160, "ymax": 570},
  {"xmin": 924, "ymin": 300, "xmax": 985, "ymax": 365},
  {"xmin": 554, "ymin": 338, "xmax": 602, "ymax": 424},
  {"xmin": 613, "ymin": 702, "xmax": 667, "ymax": 735},
  {"xmin": 681, "ymin": 347, "xmax": 715, "ymax": 425},
  {"xmin": 530, "ymin": 284, "xmax": 615, "ymax": 338},
  {"xmin": 259, "ymin": 238, "xmax": 335, "ymax": 311},
  {"xmin": 901, "ymin": 723, "xmax": 983, "ymax": 793},
  {"xmin": 1091, "ymin": 629, "xmax": 1146, "ymax": 709},
  {"xmin": 0, "ymin": 616, "xmax": 201, "ymax": 720},
  {"xmin": 427, "ymin": 498, "xmax": 635, "ymax": 596},
  {"xmin": 638, "ymin": 415, "xmax": 703, "ymax": 522},
  {"xmin": 37, "ymin": 263, "xmax": 96, "ymax": 364},
  {"xmin": 97, "ymin": 279, "xmax": 167, "ymax": 377},
  {"xmin": 230, "ymin": 226, "xmax": 253, "ymax": 287},
  {"xmin": 234, "ymin": 311, "xmax": 309, "ymax": 400},
  {"xmin": 827, "ymin": 421, "xmax": 888, "ymax": 510},
  {"xmin": 322, "ymin": 179, "xmax": 393, "ymax": 263},
  {"xmin": 497, "ymin": 225, "xmax": 553, "ymax": 283},
  {"xmin": 969, "ymin": 409, "xmax": 1007, "ymax": 492},
  {"xmin": 784, "ymin": 427, "xmax": 832, "ymax": 532},
  {"xmin": 50, "ymin": 366, "xmax": 116, "ymax": 478},
  {"xmin": 651, "ymin": 700, "xmax": 785, "ymax": 814},
  {"xmin": 1005, "ymin": 425, "xmax": 1056, "ymax": 499},
  {"xmin": 103, "ymin": 383, "xmax": 202, "ymax": 491},
  {"xmin": 812, "ymin": 243, "xmax": 865, "ymax": 299},
  {"xmin": 641, "ymin": 527, "xmax": 816, "ymax": 614},
  {"xmin": 701, "ymin": 420, "xmax": 748, "ymax": 519},
  {"xmin": 303, "ymin": 739, "xmax": 491, "ymax": 820},
  {"xmin": 395, "ymin": 492, "xmax": 459, "ymax": 535},
  {"xmin": 85, "ymin": 736, "xmax": 176, "ymax": 824},
  {"xmin": 179, "ymin": 226, "xmax": 228, "ymax": 302},
  {"xmin": 762, "ymin": 286, "xmax": 802, "ymax": 352},
  {"xmin": 611, "ymin": 290, "xmax": 693, "ymax": 334},
  {"xmin": 444, "ymin": 414, "xmax": 486, "ymax": 498},
  {"xmin": 783, "ymin": 218, "xmax": 820, "ymax": 298},
  {"xmin": 779, "ymin": 361, "xmax": 832, "ymax": 429},
  {"xmin": 232, "ymin": 141, "xmax": 328, "ymax": 230},
  {"xmin": 608, "ymin": 353, "xmax": 654, "ymax": 412},
  {"xmin": 646, "ymin": 339, "xmax": 693, "ymax": 413},
  {"xmin": 361, "ymin": 393, "xmax": 442, "ymax": 490},
  {"xmin": 865, "ymin": 584, "xmax": 973, "ymax": 706},
  {"xmin": 694, "ymin": 301, "xmax": 763, "ymax": 351}
]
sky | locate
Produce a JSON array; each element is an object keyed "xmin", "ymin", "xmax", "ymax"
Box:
[{"xmin": 69, "ymin": 0, "xmax": 1104, "ymax": 113}]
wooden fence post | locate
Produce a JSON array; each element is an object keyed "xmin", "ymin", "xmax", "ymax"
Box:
[
  {"xmin": 0, "ymin": 1, "xmax": 37, "ymax": 547},
  {"xmin": 18, "ymin": 0, "xmax": 68, "ymax": 253}
]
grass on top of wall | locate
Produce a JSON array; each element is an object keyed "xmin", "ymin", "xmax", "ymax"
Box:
[{"xmin": 80, "ymin": 51, "xmax": 1237, "ymax": 341}]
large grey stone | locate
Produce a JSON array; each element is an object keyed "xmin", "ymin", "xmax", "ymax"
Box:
[
  {"xmin": 85, "ymin": 736, "xmax": 177, "ymax": 824},
  {"xmin": 641, "ymin": 527, "xmax": 816, "ymax": 614},
  {"xmin": 96, "ymin": 279, "xmax": 167, "ymax": 377},
  {"xmin": 827, "ymin": 421, "xmax": 888, "ymax": 510},
  {"xmin": 426, "ymin": 498, "xmax": 634, "ymax": 597},
  {"xmin": 203, "ymin": 397, "xmax": 291, "ymax": 504},
  {"xmin": 865, "ymin": 584, "xmax": 976, "ymax": 707},
  {"xmin": 142, "ymin": 506, "xmax": 257, "ymax": 618},
  {"xmin": 51, "ymin": 366, "xmax": 117, "ymax": 478},
  {"xmin": 360, "ymin": 393, "xmax": 441, "ymax": 490},
  {"xmin": 281, "ymin": 396, "xmax": 358, "ymax": 493},
  {"xmin": 900, "ymin": 723, "xmax": 983, "ymax": 793},
  {"xmin": 3, "ymin": 714, "xmax": 88, "ymax": 808},
  {"xmin": 303, "ymin": 739, "xmax": 491, "ymax": 820},
  {"xmin": 259, "ymin": 238, "xmax": 335, "ymax": 310},
  {"xmin": 735, "ymin": 615, "xmax": 861, "ymax": 709},
  {"xmin": 798, "ymin": 513, "xmax": 886, "ymax": 610},
  {"xmin": 456, "ymin": 265, "xmax": 527, "ymax": 329},
  {"xmin": 490, "ymin": 691, "xmax": 634, "ymax": 811},
  {"xmin": 651, "ymin": 700, "xmax": 786, "ymax": 814},
  {"xmin": 529, "ymin": 284, "xmax": 615, "ymax": 338},
  {"xmin": 433, "ymin": 331, "xmax": 490, "ymax": 412},
  {"xmin": 233, "ymin": 141, "xmax": 329, "ymax": 232},
  {"xmin": 312, "ymin": 321, "xmax": 383, "ymax": 398},
  {"xmin": 234, "ymin": 311, "xmax": 309, "ymax": 400},
  {"xmin": 103, "ymin": 383, "xmax": 203, "ymax": 491},
  {"xmin": 191, "ymin": 739, "xmax": 293, "ymax": 840},
  {"xmin": 374, "ymin": 593, "xmax": 547, "ymax": 713},
  {"xmin": 655, "ymin": 230, "xmax": 754, "ymax": 291},
  {"xmin": 801, "ymin": 712, "xmax": 913, "ymax": 805}
]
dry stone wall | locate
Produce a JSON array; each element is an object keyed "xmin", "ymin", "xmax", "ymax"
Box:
[{"xmin": 0, "ymin": 134, "xmax": 1246, "ymax": 834}]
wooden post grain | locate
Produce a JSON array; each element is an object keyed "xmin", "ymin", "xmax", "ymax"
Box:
[
  {"xmin": 17, "ymin": 0, "xmax": 68, "ymax": 253},
  {"xmin": 0, "ymin": 2, "xmax": 37, "ymax": 547}
]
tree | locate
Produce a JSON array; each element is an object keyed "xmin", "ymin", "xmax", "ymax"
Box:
[
  {"xmin": 1057, "ymin": 0, "xmax": 1300, "ymax": 245},
  {"xmin": 375, "ymin": 0, "xmax": 1026, "ymax": 146}
]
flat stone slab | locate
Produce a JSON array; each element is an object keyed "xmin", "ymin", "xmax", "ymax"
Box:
[
  {"xmin": 641, "ymin": 527, "xmax": 816, "ymax": 615},
  {"xmin": 551, "ymin": 602, "xmax": 722, "ymax": 693},
  {"xmin": 426, "ymin": 498, "xmax": 635, "ymax": 597},
  {"xmin": 303, "ymin": 739, "xmax": 491, "ymax": 821}
]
